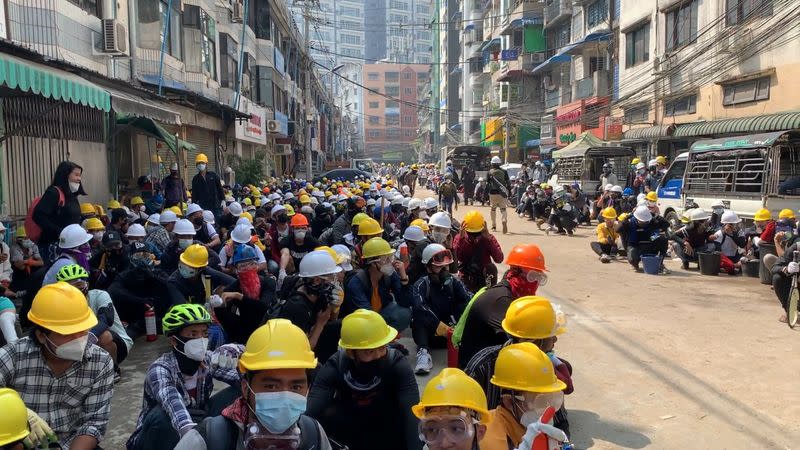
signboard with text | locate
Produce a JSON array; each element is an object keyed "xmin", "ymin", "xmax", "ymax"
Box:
[{"xmin": 234, "ymin": 99, "xmax": 267, "ymax": 145}]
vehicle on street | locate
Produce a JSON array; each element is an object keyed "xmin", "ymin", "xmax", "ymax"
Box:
[
  {"xmin": 549, "ymin": 132, "xmax": 634, "ymax": 192},
  {"xmin": 446, "ymin": 145, "xmax": 492, "ymax": 180},
  {"xmin": 656, "ymin": 152, "xmax": 689, "ymax": 229},
  {"xmin": 501, "ymin": 163, "xmax": 522, "ymax": 179}
]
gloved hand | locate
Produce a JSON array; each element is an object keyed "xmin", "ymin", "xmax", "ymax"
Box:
[
  {"xmin": 24, "ymin": 408, "xmax": 57, "ymax": 449},
  {"xmin": 277, "ymin": 270, "xmax": 287, "ymax": 289},
  {"xmin": 330, "ymin": 285, "xmax": 344, "ymax": 306},
  {"xmin": 435, "ymin": 321, "xmax": 451, "ymax": 337},
  {"xmin": 211, "ymin": 344, "xmax": 244, "ymax": 369},
  {"xmin": 546, "ymin": 350, "xmax": 563, "ymax": 367},
  {"xmin": 514, "ymin": 420, "xmax": 568, "ymax": 450},
  {"xmin": 174, "ymin": 428, "xmax": 206, "ymax": 450},
  {"xmin": 787, "ymin": 261, "xmax": 799, "ymax": 274},
  {"xmin": 206, "ymin": 294, "xmax": 224, "ymax": 309}
]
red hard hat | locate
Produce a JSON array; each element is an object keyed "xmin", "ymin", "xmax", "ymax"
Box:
[{"xmin": 290, "ymin": 214, "xmax": 309, "ymax": 227}]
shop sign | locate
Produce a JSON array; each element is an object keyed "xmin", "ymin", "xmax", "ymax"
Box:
[
  {"xmin": 605, "ymin": 116, "xmax": 623, "ymax": 141},
  {"xmin": 559, "ymin": 132, "xmax": 577, "ymax": 144},
  {"xmin": 539, "ymin": 115, "xmax": 554, "ymax": 139},
  {"xmin": 556, "ymin": 109, "xmax": 582, "ymax": 123},
  {"xmin": 235, "ymin": 99, "xmax": 267, "ymax": 145},
  {"xmin": 274, "ymin": 48, "xmax": 285, "ymax": 76},
  {"xmin": 501, "ymin": 49, "xmax": 519, "ymax": 61},
  {"xmin": 274, "ymin": 111, "xmax": 290, "ymax": 137}
]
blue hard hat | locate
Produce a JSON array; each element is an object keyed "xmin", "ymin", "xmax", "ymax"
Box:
[
  {"xmin": 623, "ymin": 187, "xmax": 634, "ymax": 196},
  {"xmin": 232, "ymin": 244, "xmax": 258, "ymax": 265}
]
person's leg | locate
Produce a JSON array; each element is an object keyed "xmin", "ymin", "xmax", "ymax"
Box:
[
  {"xmin": 772, "ymin": 273, "xmax": 792, "ymax": 311},
  {"xmin": 489, "ymin": 195, "xmax": 499, "ymax": 230},
  {"xmin": 719, "ymin": 254, "xmax": 736, "ymax": 275},
  {"xmin": 590, "ymin": 242, "xmax": 605, "ymax": 256},
  {"xmin": 763, "ymin": 254, "xmax": 778, "ymax": 272},
  {"xmin": 206, "ymin": 385, "xmax": 241, "ymax": 417},
  {"xmin": 133, "ymin": 407, "xmax": 181, "ymax": 450},
  {"xmin": 380, "ymin": 302, "xmax": 411, "ymax": 332},
  {"xmin": 267, "ymin": 259, "xmax": 280, "ymax": 276},
  {"xmin": 628, "ymin": 246, "xmax": 642, "ymax": 269}
]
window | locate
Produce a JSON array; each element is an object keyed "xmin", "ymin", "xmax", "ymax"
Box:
[
  {"xmin": 255, "ymin": 66, "xmax": 274, "ymax": 107},
  {"xmin": 368, "ymin": 72, "xmax": 380, "ymax": 81},
  {"xmin": 220, "ymin": 34, "xmax": 238, "ymax": 88},
  {"xmin": 390, "ymin": 0, "xmax": 409, "ymax": 9},
  {"xmin": 662, "ymin": 158, "xmax": 687, "ymax": 185},
  {"xmin": 341, "ymin": 48, "xmax": 362, "ymax": 57},
  {"xmin": 511, "ymin": 30, "xmax": 523, "ymax": 48},
  {"xmin": 551, "ymin": 23, "xmax": 571, "ymax": 50},
  {"xmin": 586, "ymin": 0, "xmax": 609, "ymax": 28},
  {"xmin": 387, "ymin": 129, "xmax": 401, "ymax": 138},
  {"xmin": 68, "ymin": 0, "xmax": 99, "ymax": 16},
  {"xmin": 726, "ymin": 0, "xmax": 773, "ymax": 26},
  {"xmin": 340, "ymin": 20, "xmax": 360, "ymax": 30},
  {"xmin": 369, "ymin": 130, "xmax": 381, "ymax": 137},
  {"xmin": 385, "ymin": 72, "xmax": 400, "ymax": 82},
  {"xmin": 403, "ymin": 72, "xmax": 413, "ymax": 79},
  {"xmin": 685, "ymin": 151, "xmax": 765, "ymax": 194},
  {"xmin": 369, "ymin": 116, "xmax": 381, "ymax": 124},
  {"xmin": 665, "ymin": 1, "xmax": 698, "ymax": 50},
  {"xmin": 385, "ymin": 116, "xmax": 400, "ymax": 126},
  {"xmin": 404, "ymin": 87, "xmax": 414, "ymax": 95},
  {"xmin": 664, "ymin": 94, "xmax": 697, "ymax": 116},
  {"xmin": 404, "ymin": 130, "xmax": 414, "ymax": 136},
  {"xmin": 403, "ymin": 115, "xmax": 414, "ymax": 123},
  {"xmin": 623, "ymin": 104, "xmax": 649, "ymax": 123},
  {"xmin": 369, "ymin": 101, "xmax": 380, "ymax": 108},
  {"xmin": 251, "ymin": 0, "xmax": 271, "ymax": 40},
  {"xmin": 589, "ymin": 57, "xmax": 605, "ymax": 73},
  {"xmin": 469, "ymin": 58, "xmax": 483, "ymax": 73},
  {"xmin": 242, "ymin": 54, "xmax": 257, "ymax": 98},
  {"xmin": 341, "ymin": 34, "xmax": 361, "ymax": 45},
  {"xmin": 625, "ymin": 23, "xmax": 650, "ymax": 67},
  {"xmin": 338, "ymin": 6, "xmax": 362, "ymax": 16},
  {"xmin": 139, "ymin": 0, "xmax": 182, "ymax": 59},
  {"xmin": 385, "ymin": 100, "xmax": 399, "ymax": 108},
  {"xmin": 417, "ymin": 4, "xmax": 430, "ymax": 14},
  {"xmin": 386, "ymin": 86, "xmax": 400, "ymax": 96},
  {"xmin": 184, "ymin": 6, "xmax": 217, "ymax": 77},
  {"xmin": 418, "ymin": 72, "xmax": 429, "ymax": 81},
  {"xmin": 722, "ymin": 76, "xmax": 770, "ymax": 105},
  {"xmin": 389, "ymin": 13, "xmax": 408, "ymax": 23}
]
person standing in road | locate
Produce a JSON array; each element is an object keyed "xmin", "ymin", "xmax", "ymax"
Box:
[
  {"xmin": 461, "ymin": 161, "xmax": 476, "ymax": 206},
  {"xmin": 487, "ymin": 156, "xmax": 511, "ymax": 234},
  {"xmin": 162, "ymin": 163, "xmax": 187, "ymax": 208},
  {"xmin": 192, "ymin": 153, "xmax": 225, "ymax": 220}
]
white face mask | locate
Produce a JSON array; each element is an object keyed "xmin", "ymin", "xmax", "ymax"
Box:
[
  {"xmin": 179, "ymin": 238, "xmax": 194, "ymax": 250},
  {"xmin": 380, "ymin": 263, "xmax": 395, "ymax": 276},
  {"xmin": 22, "ymin": 239, "xmax": 35, "ymax": 249},
  {"xmin": 181, "ymin": 337, "xmax": 209, "ymax": 361},
  {"xmin": 432, "ymin": 230, "xmax": 449, "ymax": 244},
  {"xmin": 48, "ymin": 334, "xmax": 89, "ymax": 362},
  {"xmin": 69, "ymin": 181, "xmax": 81, "ymax": 193},
  {"xmin": 197, "ymin": 164, "xmax": 207, "ymax": 172},
  {"xmin": 294, "ymin": 230, "xmax": 307, "ymax": 240}
]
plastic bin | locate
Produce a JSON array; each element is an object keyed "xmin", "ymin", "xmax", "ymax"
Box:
[
  {"xmin": 759, "ymin": 243, "xmax": 777, "ymax": 285},
  {"xmin": 641, "ymin": 255, "xmax": 662, "ymax": 275},
  {"xmin": 698, "ymin": 251, "xmax": 721, "ymax": 276},
  {"xmin": 742, "ymin": 259, "xmax": 760, "ymax": 278}
]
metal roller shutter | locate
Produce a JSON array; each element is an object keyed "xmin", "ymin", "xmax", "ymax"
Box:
[{"xmin": 185, "ymin": 127, "xmax": 219, "ymax": 173}]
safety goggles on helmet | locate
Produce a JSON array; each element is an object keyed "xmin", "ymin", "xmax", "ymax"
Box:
[
  {"xmin": 513, "ymin": 391, "xmax": 564, "ymax": 415},
  {"xmin": 418, "ymin": 412, "xmax": 477, "ymax": 445},
  {"xmin": 525, "ymin": 269, "xmax": 548, "ymax": 286},
  {"xmin": 430, "ymin": 249, "xmax": 453, "ymax": 266}
]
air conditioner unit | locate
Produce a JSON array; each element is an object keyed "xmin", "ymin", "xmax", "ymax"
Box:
[
  {"xmin": 275, "ymin": 144, "xmax": 292, "ymax": 155},
  {"xmin": 101, "ymin": 19, "xmax": 128, "ymax": 54},
  {"xmin": 529, "ymin": 52, "xmax": 545, "ymax": 64},
  {"xmin": 267, "ymin": 120, "xmax": 281, "ymax": 133},
  {"xmin": 232, "ymin": 0, "xmax": 244, "ymax": 22}
]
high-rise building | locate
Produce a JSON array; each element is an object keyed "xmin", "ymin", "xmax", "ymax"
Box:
[{"xmin": 364, "ymin": 0, "xmax": 434, "ymax": 63}]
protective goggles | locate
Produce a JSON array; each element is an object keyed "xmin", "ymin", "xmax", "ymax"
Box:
[
  {"xmin": 243, "ymin": 422, "xmax": 300, "ymax": 450},
  {"xmin": 514, "ymin": 391, "xmax": 564, "ymax": 414},
  {"xmin": 525, "ymin": 269, "xmax": 548, "ymax": 286},
  {"xmin": 429, "ymin": 249, "xmax": 453, "ymax": 266},
  {"xmin": 418, "ymin": 413, "xmax": 477, "ymax": 445}
]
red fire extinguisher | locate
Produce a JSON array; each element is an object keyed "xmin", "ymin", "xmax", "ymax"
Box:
[
  {"xmin": 145, "ymin": 305, "xmax": 157, "ymax": 342},
  {"xmin": 446, "ymin": 328, "xmax": 459, "ymax": 368}
]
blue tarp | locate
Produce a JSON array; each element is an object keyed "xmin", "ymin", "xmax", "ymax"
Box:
[{"xmin": 531, "ymin": 32, "xmax": 610, "ymax": 74}]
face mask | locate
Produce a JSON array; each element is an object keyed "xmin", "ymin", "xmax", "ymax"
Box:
[
  {"xmin": 380, "ymin": 263, "xmax": 395, "ymax": 276},
  {"xmin": 68, "ymin": 181, "xmax": 81, "ymax": 193},
  {"xmin": 179, "ymin": 264, "xmax": 198, "ymax": 278},
  {"xmin": 22, "ymin": 239, "xmax": 35, "ymax": 249},
  {"xmin": 179, "ymin": 238, "xmax": 194, "ymax": 250},
  {"xmin": 92, "ymin": 231, "xmax": 104, "ymax": 241},
  {"xmin": 276, "ymin": 214, "xmax": 290, "ymax": 224},
  {"xmin": 431, "ymin": 230, "xmax": 449, "ymax": 244},
  {"xmin": 47, "ymin": 334, "xmax": 88, "ymax": 361},
  {"xmin": 197, "ymin": 163, "xmax": 207, "ymax": 172},
  {"xmin": 192, "ymin": 217, "xmax": 204, "ymax": 227},
  {"xmin": 294, "ymin": 230, "xmax": 306, "ymax": 240},
  {"xmin": 176, "ymin": 337, "xmax": 208, "ymax": 361},
  {"xmin": 252, "ymin": 391, "xmax": 308, "ymax": 434}
]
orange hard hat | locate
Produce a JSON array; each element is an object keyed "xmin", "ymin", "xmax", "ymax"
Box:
[
  {"xmin": 505, "ymin": 243, "xmax": 547, "ymax": 272},
  {"xmin": 290, "ymin": 214, "xmax": 309, "ymax": 227}
]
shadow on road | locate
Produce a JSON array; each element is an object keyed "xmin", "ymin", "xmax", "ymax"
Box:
[{"xmin": 568, "ymin": 409, "xmax": 651, "ymax": 449}]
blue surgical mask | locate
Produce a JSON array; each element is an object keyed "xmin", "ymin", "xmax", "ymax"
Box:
[
  {"xmin": 179, "ymin": 238, "xmax": 193, "ymax": 250},
  {"xmin": 251, "ymin": 390, "xmax": 307, "ymax": 434},
  {"xmin": 179, "ymin": 264, "xmax": 198, "ymax": 279}
]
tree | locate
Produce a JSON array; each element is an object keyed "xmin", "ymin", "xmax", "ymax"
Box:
[{"xmin": 231, "ymin": 151, "xmax": 266, "ymax": 186}]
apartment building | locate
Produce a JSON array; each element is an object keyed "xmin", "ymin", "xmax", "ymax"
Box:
[{"xmin": 364, "ymin": 0, "xmax": 433, "ymax": 64}]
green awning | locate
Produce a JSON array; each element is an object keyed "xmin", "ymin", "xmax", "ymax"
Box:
[
  {"xmin": 673, "ymin": 111, "xmax": 800, "ymax": 138},
  {"xmin": 0, "ymin": 53, "xmax": 110, "ymax": 112},
  {"xmin": 622, "ymin": 124, "xmax": 674, "ymax": 141},
  {"xmin": 116, "ymin": 114, "xmax": 195, "ymax": 154}
]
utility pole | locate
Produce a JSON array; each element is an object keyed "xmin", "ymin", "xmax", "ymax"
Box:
[
  {"xmin": 503, "ymin": 117, "xmax": 510, "ymax": 163},
  {"xmin": 303, "ymin": 0, "xmax": 313, "ymax": 180}
]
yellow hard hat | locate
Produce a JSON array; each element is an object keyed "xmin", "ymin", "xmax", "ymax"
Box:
[
  {"xmin": 645, "ymin": 191, "xmax": 658, "ymax": 202},
  {"xmin": 195, "ymin": 153, "xmax": 209, "ymax": 164},
  {"xmin": 181, "ymin": 202, "xmax": 188, "ymax": 212},
  {"xmin": 601, "ymin": 207, "xmax": 618, "ymax": 220},
  {"xmin": 80, "ymin": 203, "xmax": 96, "ymax": 215},
  {"xmin": 501, "ymin": 296, "xmax": 563, "ymax": 339},
  {"xmin": 358, "ymin": 218, "xmax": 383, "ymax": 236},
  {"xmin": 631, "ymin": 158, "xmax": 641, "ymax": 165},
  {"xmin": 15, "ymin": 227, "xmax": 27, "ymax": 239},
  {"xmin": 299, "ymin": 195, "xmax": 311, "ymax": 204},
  {"xmin": 779, "ymin": 209, "xmax": 795, "ymax": 220},
  {"xmin": 186, "ymin": 190, "xmax": 192, "ymax": 199},
  {"xmin": 240, "ymin": 211, "xmax": 253, "ymax": 223},
  {"xmin": 285, "ymin": 205, "xmax": 296, "ymax": 216},
  {"xmin": 131, "ymin": 196, "xmax": 145, "ymax": 206},
  {"xmin": 239, "ymin": 319, "xmax": 318, "ymax": 372},
  {"xmin": 180, "ymin": 244, "xmax": 209, "ymax": 268},
  {"xmin": 410, "ymin": 219, "xmax": 430, "ymax": 232},
  {"xmin": 361, "ymin": 237, "xmax": 394, "ymax": 260},
  {"xmin": 324, "ymin": 191, "xmax": 333, "ymax": 197},
  {"xmin": 754, "ymin": 208, "xmax": 772, "ymax": 221},
  {"xmin": 411, "ymin": 164, "xmax": 419, "ymax": 170},
  {"xmin": 82, "ymin": 218, "xmax": 105, "ymax": 232},
  {"xmin": 94, "ymin": 204, "xmax": 105, "ymax": 217},
  {"xmin": 490, "ymin": 342, "xmax": 567, "ymax": 393},
  {"xmin": 254, "ymin": 197, "xmax": 262, "ymax": 207},
  {"xmin": 306, "ymin": 183, "xmax": 313, "ymax": 190},
  {"xmin": 351, "ymin": 212, "xmax": 370, "ymax": 227},
  {"xmin": 27, "ymin": 282, "xmax": 98, "ymax": 335},
  {"xmin": 315, "ymin": 246, "xmax": 343, "ymax": 265},
  {"xmin": 463, "ymin": 210, "xmax": 485, "ymax": 233},
  {"xmin": 107, "ymin": 200, "xmax": 121, "ymax": 209},
  {"xmin": 0, "ymin": 388, "xmax": 30, "ymax": 446},
  {"xmin": 243, "ymin": 198, "xmax": 253, "ymax": 206},
  {"xmin": 412, "ymin": 368, "xmax": 491, "ymax": 424},
  {"xmin": 655, "ymin": 155, "xmax": 667, "ymax": 165},
  {"xmin": 169, "ymin": 206, "xmax": 183, "ymax": 217},
  {"xmin": 339, "ymin": 309, "xmax": 398, "ymax": 350}
]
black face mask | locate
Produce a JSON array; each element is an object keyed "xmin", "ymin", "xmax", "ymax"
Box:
[
  {"xmin": 351, "ymin": 354, "xmax": 388, "ymax": 380},
  {"xmin": 172, "ymin": 339, "xmax": 202, "ymax": 375},
  {"xmin": 430, "ymin": 269, "xmax": 452, "ymax": 286},
  {"xmin": 276, "ymin": 214, "xmax": 290, "ymax": 224},
  {"xmin": 191, "ymin": 217, "xmax": 204, "ymax": 227},
  {"xmin": 391, "ymin": 204, "xmax": 403, "ymax": 214}
]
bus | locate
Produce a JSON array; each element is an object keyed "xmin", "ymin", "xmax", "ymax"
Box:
[{"xmin": 446, "ymin": 145, "xmax": 492, "ymax": 180}]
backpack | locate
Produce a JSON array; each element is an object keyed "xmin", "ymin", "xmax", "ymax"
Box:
[{"xmin": 25, "ymin": 187, "xmax": 65, "ymax": 243}]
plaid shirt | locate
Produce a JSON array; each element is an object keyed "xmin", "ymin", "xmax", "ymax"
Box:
[
  {"xmin": 0, "ymin": 336, "xmax": 115, "ymax": 447},
  {"xmin": 127, "ymin": 345, "xmax": 242, "ymax": 449},
  {"xmin": 145, "ymin": 225, "xmax": 172, "ymax": 254},
  {"xmin": 463, "ymin": 342, "xmax": 505, "ymax": 409}
]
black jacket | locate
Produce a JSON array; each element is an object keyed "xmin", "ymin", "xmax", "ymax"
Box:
[
  {"xmin": 457, "ymin": 279, "xmax": 514, "ymax": 368},
  {"xmin": 168, "ymin": 267, "xmax": 235, "ymax": 304},
  {"xmin": 216, "ymin": 275, "xmax": 276, "ymax": 344},
  {"xmin": 307, "ymin": 349, "xmax": 422, "ymax": 450},
  {"xmin": 192, "ymin": 171, "xmax": 225, "ymax": 211},
  {"xmin": 33, "ymin": 186, "xmax": 81, "ymax": 246},
  {"xmin": 107, "ymin": 267, "xmax": 184, "ymax": 321}
]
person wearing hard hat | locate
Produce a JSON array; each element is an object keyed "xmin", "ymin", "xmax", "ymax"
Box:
[
  {"xmin": 126, "ymin": 223, "xmax": 162, "ymax": 259},
  {"xmin": 80, "ymin": 202, "xmax": 98, "ymax": 221},
  {"xmin": 454, "ymin": 243, "xmax": 547, "ymax": 368},
  {"xmin": 0, "ymin": 387, "xmax": 31, "ymax": 450},
  {"xmin": 192, "ymin": 153, "xmax": 225, "ymax": 220},
  {"xmin": 412, "ymin": 368, "xmax": 490, "ymax": 450},
  {"xmin": 621, "ymin": 205, "xmax": 671, "ymax": 273},
  {"xmin": 168, "ymin": 243, "xmax": 234, "ymax": 310},
  {"xmin": 129, "ymin": 196, "xmax": 149, "ymax": 224},
  {"xmin": 41, "ymin": 224, "xmax": 93, "ymax": 286},
  {"xmin": 186, "ymin": 203, "xmax": 221, "ymax": 248},
  {"xmin": 630, "ymin": 161, "xmax": 648, "ymax": 195},
  {"xmin": 8, "ymin": 227, "xmax": 43, "ymax": 293},
  {"xmin": 186, "ymin": 320, "xmax": 333, "ymax": 450},
  {"xmin": 162, "ymin": 162, "xmax": 187, "ymax": 208},
  {"xmin": 307, "ymin": 309, "xmax": 422, "ymax": 450},
  {"xmin": 770, "ymin": 222, "xmax": 800, "ymax": 322},
  {"xmin": 400, "ymin": 224, "xmax": 432, "ymax": 285},
  {"xmin": 88, "ymin": 230, "xmax": 130, "ymax": 290},
  {"xmin": 411, "ymin": 244, "xmax": 471, "ymax": 375},
  {"xmin": 591, "ymin": 207, "xmax": 623, "ymax": 263},
  {"xmin": 769, "ymin": 209, "xmax": 799, "ymax": 262},
  {"xmin": 670, "ymin": 209, "xmax": 715, "ymax": 270},
  {"xmin": 218, "ymin": 201, "xmax": 243, "ymax": 242},
  {"xmin": 342, "ymin": 238, "xmax": 412, "ymax": 331},
  {"xmin": 145, "ymin": 209, "xmax": 178, "ymax": 255},
  {"xmin": 453, "ymin": 210, "xmax": 504, "ymax": 293},
  {"xmin": 428, "ymin": 211, "xmax": 454, "ymax": 246},
  {"xmin": 464, "ymin": 296, "xmax": 573, "ymax": 435},
  {"xmin": 127, "ymin": 304, "xmax": 242, "ymax": 450},
  {"xmin": 145, "ymin": 192, "xmax": 165, "ymax": 215},
  {"xmin": 713, "ymin": 210, "xmax": 747, "ymax": 275},
  {"xmin": 354, "ymin": 217, "xmax": 388, "ymax": 262},
  {"xmin": 278, "ymin": 214, "xmax": 320, "ymax": 285},
  {"xmin": 160, "ymin": 219, "xmax": 201, "ymax": 275},
  {"xmin": 482, "ymin": 343, "xmax": 569, "ymax": 450},
  {"xmin": 487, "ymin": 156, "xmax": 512, "ymax": 234},
  {"xmin": 544, "ymin": 186, "xmax": 578, "ymax": 236},
  {"xmin": 330, "ymin": 196, "xmax": 367, "ymax": 246},
  {"xmin": 0, "ymin": 283, "xmax": 114, "ymax": 449}
]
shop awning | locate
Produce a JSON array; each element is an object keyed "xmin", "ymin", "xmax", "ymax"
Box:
[
  {"xmin": 0, "ymin": 53, "xmax": 110, "ymax": 111},
  {"xmin": 464, "ymin": 24, "xmax": 475, "ymax": 32},
  {"xmin": 552, "ymin": 131, "xmax": 633, "ymax": 158},
  {"xmin": 673, "ymin": 111, "xmax": 800, "ymax": 138},
  {"xmin": 531, "ymin": 31, "xmax": 610, "ymax": 74},
  {"xmin": 106, "ymin": 87, "xmax": 181, "ymax": 125},
  {"xmin": 622, "ymin": 124, "xmax": 675, "ymax": 141},
  {"xmin": 116, "ymin": 114, "xmax": 196, "ymax": 154}
]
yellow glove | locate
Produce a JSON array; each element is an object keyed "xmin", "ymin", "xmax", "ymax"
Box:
[
  {"xmin": 435, "ymin": 322, "xmax": 452, "ymax": 337},
  {"xmin": 618, "ymin": 213, "xmax": 629, "ymax": 221},
  {"xmin": 24, "ymin": 408, "xmax": 57, "ymax": 449}
]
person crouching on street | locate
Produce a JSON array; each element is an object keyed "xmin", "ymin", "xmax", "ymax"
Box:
[
  {"xmin": 590, "ymin": 207, "xmax": 623, "ymax": 263},
  {"xmin": 714, "ymin": 210, "xmax": 747, "ymax": 275}
]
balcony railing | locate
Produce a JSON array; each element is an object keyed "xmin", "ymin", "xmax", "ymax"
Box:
[
  {"xmin": 545, "ymin": 89, "xmax": 560, "ymax": 109},
  {"xmin": 575, "ymin": 77, "xmax": 594, "ymax": 99},
  {"xmin": 544, "ymin": 0, "xmax": 570, "ymax": 25}
]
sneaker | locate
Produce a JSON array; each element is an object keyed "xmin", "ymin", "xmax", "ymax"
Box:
[
  {"xmin": 415, "ymin": 349, "xmax": 433, "ymax": 375},
  {"xmin": 600, "ymin": 254, "xmax": 611, "ymax": 263},
  {"xmin": 661, "ymin": 265, "xmax": 672, "ymax": 275},
  {"xmin": 682, "ymin": 260, "xmax": 690, "ymax": 270}
]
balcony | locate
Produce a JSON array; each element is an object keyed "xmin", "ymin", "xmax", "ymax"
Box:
[
  {"xmin": 545, "ymin": 87, "xmax": 571, "ymax": 109},
  {"xmin": 544, "ymin": 0, "xmax": 571, "ymax": 27},
  {"xmin": 573, "ymin": 70, "xmax": 610, "ymax": 100}
]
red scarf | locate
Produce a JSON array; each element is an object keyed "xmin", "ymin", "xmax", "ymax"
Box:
[
  {"xmin": 239, "ymin": 269, "xmax": 262, "ymax": 299},
  {"xmin": 506, "ymin": 271, "xmax": 539, "ymax": 297}
]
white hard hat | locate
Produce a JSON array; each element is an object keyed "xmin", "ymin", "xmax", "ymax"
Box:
[
  {"xmin": 170, "ymin": 163, "xmax": 178, "ymax": 171},
  {"xmin": 562, "ymin": 203, "xmax": 573, "ymax": 212},
  {"xmin": 604, "ymin": 184, "xmax": 613, "ymax": 191},
  {"xmin": 633, "ymin": 205, "xmax": 653, "ymax": 222},
  {"xmin": 510, "ymin": 176, "xmax": 517, "ymax": 181},
  {"xmin": 648, "ymin": 159, "xmax": 657, "ymax": 167},
  {"xmin": 126, "ymin": 223, "xmax": 146, "ymax": 238},
  {"xmin": 269, "ymin": 193, "xmax": 282, "ymax": 201},
  {"xmin": 284, "ymin": 192, "xmax": 295, "ymax": 200},
  {"xmin": 322, "ymin": 202, "xmax": 333, "ymax": 210},
  {"xmin": 635, "ymin": 162, "xmax": 646, "ymax": 170},
  {"xmin": 367, "ymin": 198, "xmax": 376, "ymax": 207},
  {"xmin": 331, "ymin": 244, "xmax": 354, "ymax": 271},
  {"xmin": 428, "ymin": 212, "xmax": 452, "ymax": 229},
  {"xmin": 690, "ymin": 209, "xmax": 711, "ymax": 221},
  {"xmin": 260, "ymin": 196, "xmax": 268, "ymax": 205},
  {"xmin": 203, "ymin": 210, "xmax": 215, "ymax": 224},
  {"xmin": 271, "ymin": 204, "xmax": 286, "ymax": 217},
  {"xmin": 408, "ymin": 198, "xmax": 423, "ymax": 211},
  {"xmin": 231, "ymin": 223, "xmax": 253, "ymax": 244},
  {"xmin": 301, "ymin": 205, "xmax": 314, "ymax": 215},
  {"xmin": 421, "ymin": 243, "xmax": 449, "ymax": 264},
  {"xmin": 159, "ymin": 210, "xmax": 178, "ymax": 224},
  {"xmin": 491, "ymin": 156, "xmax": 502, "ymax": 164},
  {"xmin": 636, "ymin": 193, "xmax": 646, "ymax": 203},
  {"xmin": 312, "ymin": 190, "xmax": 324, "ymax": 197},
  {"xmin": 186, "ymin": 203, "xmax": 203, "ymax": 217},
  {"xmin": 403, "ymin": 225, "xmax": 426, "ymax": 242},
  {"xmin": 173, "ymin": 219, "xmax": 196, "ymax": 236},
  {"xmin": 391, "ymin": 195, "xmax": 404, "ymax": 206},
  {"xmin": 298, "ymin": 250, "xmax": 343, "ymax": 278},
  {"xmin": 309, "ymin": 197, "xmax": 319, "ymax": 206},
  {"xmin": 611, "ymin": 185, "xmax": 623, "ymax": 193},
  {"xmin": 710, "ymin": 199, "xmax": 725, "ymax": 209},
  {"xmin": 721, "ymin": 210, "xmax": 741, "ymax": 224},
  {"xmin": 402, "ymin": 185, "xmax": 411, "ymax": 194},
  {"xmin": 228, "ymin": 202, "xmax": 243, "ymax": 217},
  {"xmin": 236, "ymin": 217, "xmax": 252, "ymax": 227},
  {"xmin": 59, "ymin": 224, "xmax": 93, "ymax": 249},
  {"xmin": 402, "ymin": 197, "xmax": 411, "ymax": 208},
  {"xmin": 337, "ymin": 194, "xmax": 348, "ymax": 202},
  {"xmin": 147, "ymin": 213, "xmax": 161, "ymax": 225},
  {"xmin": 424, "ymin": 197, "xmax": 438, "ymax": 210}
]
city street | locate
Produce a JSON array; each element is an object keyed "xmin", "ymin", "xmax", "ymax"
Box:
[{"xmin": 103, "ymin": 188, "xmax": 800, "ymax": 449}]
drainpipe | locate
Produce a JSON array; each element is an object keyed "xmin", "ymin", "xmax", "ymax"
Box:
[{"xmin": 128, "ymin": 0, "xmax": 138, "ymax": 83}]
